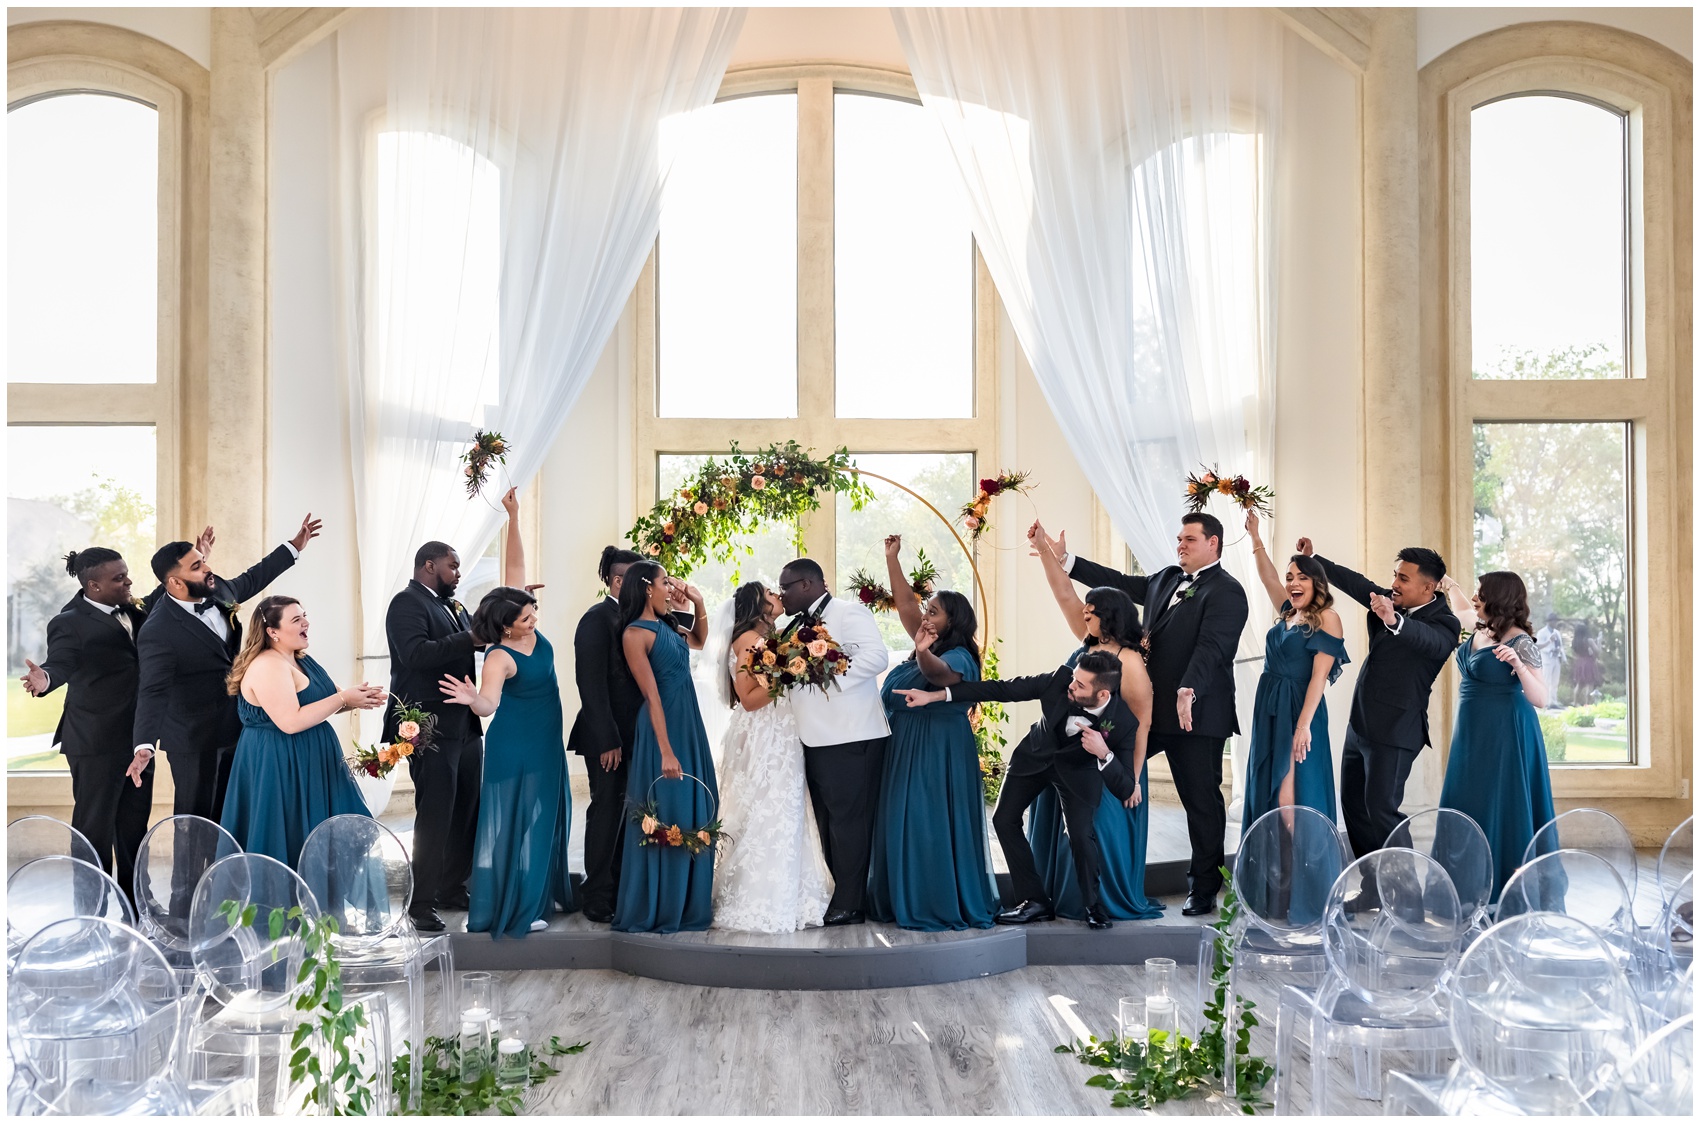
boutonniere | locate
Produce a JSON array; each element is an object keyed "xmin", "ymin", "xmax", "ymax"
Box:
[
  {"xmin": 129, "ymin": 597, "xmax": 147, "ymax": 612},
  {"xmin": 1179, "ymin": 585, "xmax": 1198, "ymax": 601},
  {"xmin": 1139, "ymin": 635, "xmax": 1152, "ymax": 654},
  {"xmin": 1098, "ymin": 719, "xmax": 1116, "ymax": 734},
  {"xmin": 451, "ymin": 600, "xmax": 467, "ymax": 618},
  {"xmin": 226, "ymin": 604, "xmax": 241, "ymax": 628}
]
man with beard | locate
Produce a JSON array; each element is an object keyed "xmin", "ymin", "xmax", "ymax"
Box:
[{"xmin": 132, "ymin": 515, "xmax": 322, "ymax": 821}]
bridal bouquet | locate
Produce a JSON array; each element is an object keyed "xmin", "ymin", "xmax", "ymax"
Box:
[
  {"xmin": 348, "ymin": 698, "xmax": 436, "ymax": 779},
  {"xmin": 743, "ymin": 622, "xmax": 851, "ymax": 699}
]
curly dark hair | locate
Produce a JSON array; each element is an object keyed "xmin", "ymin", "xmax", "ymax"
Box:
[
  {"xmin": 1476, "ymin": 571, "xmax": 1533, "ymax": 640},
  {"xmin": 1084, "ymin": 587, "xmax": 1143, "ymax": 650},
  {"xmin": 910, "ymin": 589, "xmax": 980, "ymax": 671},
  {"xmin": 470, "ymin": 586, "xmax": 538, "ymax": 646}
]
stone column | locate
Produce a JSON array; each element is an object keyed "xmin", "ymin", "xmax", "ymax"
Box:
[
  {"xmin": 206, "ymin": 9, "xmax": 268, "ymax": 563},
  {"xmin": 1362, "ymin": 9, "xmax": 1441, "ymax": 805}
]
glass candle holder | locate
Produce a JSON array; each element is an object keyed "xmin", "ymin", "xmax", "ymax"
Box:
[
  {"xmin": 1145, "ymin": 957, "xmax": 1177, "ymax": 1002},
  {"xmin": 1117, "ymin": 997, "xmax": 1144, "ymax": 1049},
  {"xmin": 459, "ymin": 973, "xmax": 499, "ymax": 1085},
  {"xmin": 495, "ymin": 1010, "xmax": 532, "ymax": 1089},
  {"xmin": 1145, "ymin": 994, "xmax": 1181, "ymax": 1068}
]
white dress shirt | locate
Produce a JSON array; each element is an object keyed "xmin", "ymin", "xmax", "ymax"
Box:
[{"xmin": 84, "ymin": 594, "xmax": 133, "ymax": 639}]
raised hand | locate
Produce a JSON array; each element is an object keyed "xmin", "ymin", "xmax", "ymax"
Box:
[
  {"xmin": 195, "ymin": 525, "xmax": 216, "ymax": 561},
  {"xmin": 913, "ymin": 624, "xmax": 937, "ymax": 653},
  {"xmin": 19, "ymin": 658, "xmax": 47, "ymax": 697},
  {"xmin": 1245, "ymin": 510, "xmax": 1262, "ymax": 544},
  {"xmin": 884, "ymin": 534, "xmax": 902, "ymax": 560},
  {"xmin": 501, "ymin": 486, "xmax": 520, "ymax": 516},
  {"xmin": 438, "ymin": 674, "xmax": 479, "ymax": 707},
  {"xmin": 1295, "ymin": 536, "xmax": 1314, "ymax": 557},
  {"xmin": 523, "ymin": 583, "xmax": 546, "ymax": 593},
  {"xmin": 1369, "ymin": 592, "xmax": 1398, "ymax": 627},
  {"xmin": 291, "ymin": 513, "xmax": 324, "ymax": 553}
]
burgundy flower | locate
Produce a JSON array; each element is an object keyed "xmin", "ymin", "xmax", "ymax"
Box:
[
  {"xmin": 1233, "ymin": 476, "xmax": 1251, "ymax": 495},
  {"xmin": 858, "ymin": 588, "xmax": 877, "ymax": 604},
  {"xmin": 797, "ymin": 627, "xmax": 818, "ymax": 644},
  {"xmin": 979, "ymin": 478, "xmax": 1001, "ymax": 495}
]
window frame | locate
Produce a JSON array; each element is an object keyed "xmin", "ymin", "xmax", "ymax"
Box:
[
  {"xmin": 7, "ymin": 56, "xmax": 190, "ymax": 779},
  {"xmin": 634, "ymin": 64, "xmax": 1000, "ymax": 596},
  {"xmin": 1431, "ymin": 45, "xmax": 1687, "ymax": 798}
]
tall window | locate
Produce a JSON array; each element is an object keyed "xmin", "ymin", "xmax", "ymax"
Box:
[
  {"xmin": 639, "ymin": 71, "xmax": 996, "ymax": 634},
  {"xmin": 1438, "ymin": 36, "xmax": 1688, "ymax": 793},
  {"xmin": 7, "ymin": 77, "xmax": 181, "ymax": 773}
]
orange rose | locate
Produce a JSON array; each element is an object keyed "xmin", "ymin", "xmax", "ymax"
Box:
[
  {"xmin": 693, "ymin": 501, "xmax": 709, "ymax": 515},
  {"xmin": 663, "ymin": 521, "xmax": 677, "ymax": 535},
  {"xmin": 697, "ymin": 830, "xmax": 713, "ymax": 846},
  {"xmin": 378, "ymin": 745, "xmax": 396, "ymax": 764},
  {"xmin": 397, "ymin": 720, "xmax": 420, "ymax": 740},
  {"xmin": 787, "ymin": 656, "xmax": 808, "ymax": 674},
  {"xmin": 807, "ymin": 640, "xmax": 829, "ymax": 658},
  {"xmin": 751, "ymin": 475, "xmax": 767, "ymax": 490},
  {"xmin": 641, "ymin": 815, "xmax": 660, "ymax": 835},
  {"xmin": 762, "ymin": 650, "xmax": 778, "ymax": 666},
  {"xmin": 395, "ymin": 741, "xmax": 414, "ymax": 757}
]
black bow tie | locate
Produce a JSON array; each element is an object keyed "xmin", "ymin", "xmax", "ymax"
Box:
[
  {"xmin": 1178, "ymin": 572, "xmax": 1198, "ymax": 585},
  {"xmin": 193, "ymin": 599, "xmax": 222, "ymax": 615}
]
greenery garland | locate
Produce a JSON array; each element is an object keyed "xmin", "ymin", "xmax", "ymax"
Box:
[
  {"xmin": 1055, "ymin": 870, "xmax": 1274, "ymax": 1114},
  {"xmin": 391, "ymin": 1035, "xmax": 586, "ymax": 1116},
  {"xmin": 629, "ymin": 441, "xmax": 873, "ymax": 579},
  {"xmin": 971, "ymin": 642, "xmax": 1010, "ymax": 807}
]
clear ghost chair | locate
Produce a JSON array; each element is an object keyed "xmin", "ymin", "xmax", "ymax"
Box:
[
  {"xmin": 1652, "ymin": 873, "xmax": 1694, "ymax": 981},
  {"xmin": 1499, "ymin": 849, "xmax": 1648, "ymax": 995},
  {"xmin": 5, "ymin": 816, "xmax": 100, "ymax": 880},
  {"xmin": 132, "ymin": 815, "xmax": 243, "ymax": 988},
  {"xmin": 1222, "ymin": 805, "xmax": 1350, "ymax": 1097},
  {"xmin": 185, "ymin": 852, "xmax": 393, "ymax": 1115},
  {"xmin": 1440, "ymin": 911, "xmax": 1644, "ymax": 1114},
  {"xmin": 1522, "ymin": 808, "xmax": 1639, "ymax": 909},
  {"xmin": 5, "ymin": 917, "xmax": 181, "ymax": 1111},
  {"xmin": 1274, "ymin": 848, "xmax": 1464, "ymax": 1113},
  {"xmin": 1657, "ymin": 817, "xmax": 1693, "ymax": 906},
  {"xmin": 297, "ymin": 814, "xmax": 454, "ymax": 1112},
  {"xmin": 1385, "ymin": 808, "xmax": 1495, "ymax": 937},
  {"xmin": 1585, "ymin": 1012, "xmax": 1693, "ymax": 1116},
  {"xmin": 6, "ymin": 856, "xmax": 134, "ymax": 970}
]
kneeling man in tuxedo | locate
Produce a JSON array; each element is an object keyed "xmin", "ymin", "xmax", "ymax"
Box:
[{"xmin": 898, "ymin": 649, "xmax": 1140, "ymax": 930}]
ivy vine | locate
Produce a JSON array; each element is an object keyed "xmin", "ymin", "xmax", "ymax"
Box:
[
  {"xmin": 391, "ymin": 1035, "xmax": 587, "ymax": 1116},
  {"xmin": 1055, "ymin": 870, "xmax": 1274, "ymax": 1113},
  {"xmin": 971, "ymin": 642, "xmax": 1010, "ymax": 808},
  {"xmin": 628, "ymin": 441, "xmax": 873, "ymax": 579}
]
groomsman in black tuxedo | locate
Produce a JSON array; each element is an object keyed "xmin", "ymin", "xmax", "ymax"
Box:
[
  {"xmin": 567, "ymin": 546, "xmax": 645, "ymax": 923},
  {"xmin": 386, "ymin": 541, "xmax": 482, "ymax": 933},
  {"xmin": 1042, "ymin": 512, "xmax": 1250, "ymax": 916},
  {"xmin": 898, "ymin": 649, "xmax": 1141, "ymax": 930},
  {"xmin": 19, "ymin": 547, "xmax": 161, "ymax": 900},
  {"xmin": 1297, "ymin": 538, "xmax": 1459, "ymax": 862},
  {"xmin": 132, "ymin": 516, "xmax": 319, "ymax": 822}
]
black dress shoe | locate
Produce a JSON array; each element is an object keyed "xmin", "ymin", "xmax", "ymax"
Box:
[
  {"xmin": 438, "ymin": 891, "xmax": 471, "ymax": 911},
  {"xmin": 1342, "ymin": 889, "xmax": 1382, "ymax": 915},
  {"xmin": 1085, "ymin": 906, "xmax": 1115, "ymax": 930},
  {"xmin": 582, "ymin": 906, "xmax": 614, "ymax": 925},
  {"xmin": 822, "ymin": 909, "xmax": 866, "ymax": 926},
  {"xmin": 410, "ymin": 908, "xmax": 446, "ymax": 933},
  {"xmin": 1181, "ymin": 893, "xmax": 1216, "ymax": 917},
  {"xmin": 994, "ymin": 899, "xmax": 1056, "ymax": 925}
]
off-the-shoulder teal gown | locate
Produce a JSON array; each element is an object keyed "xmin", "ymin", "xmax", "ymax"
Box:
[
  {"xmin": 1242, "ymin": 612, "xmax": 1349, "ymax": 830},
  {"xmin": 613, "ymin": 620, "xmax": 719, "ymax": 933},
  {"xmin": 222, "ymin": 654, "xmax": 371, "ymax": 867},
  {"xmin": 868, "ymin": 647, "xmax": 1000, "ymax": 931}
]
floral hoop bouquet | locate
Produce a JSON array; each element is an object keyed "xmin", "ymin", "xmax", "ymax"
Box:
[
  {"xmin": 744, "ymin": 621, "xmax": 851, "ymax": 699},
  {"xmin": 629, "ymin": 774, "xmax": 726, "ymax": 856},
  {"xmin": 960, "ymin": 471, "xmax": 1032, "ymax": 541},
  {"xmin": 348, "ymin": 698, "xmax": 437, "ymax": 779},
  {"xmin": 1183, "ymin": 466, "xmax": 1274, "ymax": 518},
  {"xmin": 845, "ymin": 549, "xmax": 939, "ymax": 614},
  {"xmin": 460, "ymin": 430, "xmax": 510, "ymax": 498}
]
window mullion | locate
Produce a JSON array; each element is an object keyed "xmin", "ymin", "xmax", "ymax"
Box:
[{"xmin": 796, "ymin": 76, "xmax": 837, "ymax": 578}]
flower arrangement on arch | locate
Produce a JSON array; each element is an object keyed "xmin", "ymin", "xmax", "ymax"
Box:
[
  {"xmin": 1183, "ymin": 466, "xmax": 1274, "ymax": 517},
  {"xmin": 960, "ymin": 471, "xmax": 1032, "ymax": 541},
  {"xmin": 743, "ymin": 621, "xmax": 851, "ymax": 699},
  {"xmin": 348, "ymin": 698, "xmax": 437, "ymax": 779},
  {"xmin": 845, "ymin": 549, "xmax": 939, "ymax": 613},
  {"xmin": 460, "ymin": 430, "xmax": 509, "ymax": 498},
  {"xmin": 629, "ymin": 774, "xmax": 726, "ymax": 856}
]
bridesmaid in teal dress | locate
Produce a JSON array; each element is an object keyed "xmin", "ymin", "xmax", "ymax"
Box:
[
  {"xmin": 1029, "ymin": 533, "xmax": 1164, "ymax": 921},
  {"xmin": 868, "ymin": 536, "xmax": 999, "ymax": 931},
  {"xmin": 222, "ymin": 595, "xmax": 387, "ymax": 866},
  {"xmin": 1436, "ymin": 571, "xmax": 1555, "ymax": 900},
  {"xmin": 1241, "ymin": 513, "xmax": 1347, "ymax": 831},
  {"xmin": 612, "ymin": 561, "xmax": 715, "ymax": 934},
  {"xmin": 439, "ymin": 490, "xmax": 577, "ymax": 937}
]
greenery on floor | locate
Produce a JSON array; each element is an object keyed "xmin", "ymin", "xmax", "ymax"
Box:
[
  {"xmin": 1057, "ymin": 870, "xmax": 1273, "ymax": 1114},
  {"xmin": 391, "ymin": 1035, "xmax": 587, "ymax": 1116}
]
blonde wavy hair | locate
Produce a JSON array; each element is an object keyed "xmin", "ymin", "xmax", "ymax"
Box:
[
  {"xmin": 1281, "ymin": 555, "xmax": 1336, "ymax": 634},
  {"xmin": 225, "ymin": 595, "xmax": 302, "ymax": 694}
]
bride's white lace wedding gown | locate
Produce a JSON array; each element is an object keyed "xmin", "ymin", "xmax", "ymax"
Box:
[{"xmin": 712, "ymin": 652, "xmax": 833, "ymax": 933}]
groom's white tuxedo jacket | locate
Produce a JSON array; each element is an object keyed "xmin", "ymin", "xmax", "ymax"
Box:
[{"xmin": 787, "ymin": 593, "xmax": 891, "ymax": 748}]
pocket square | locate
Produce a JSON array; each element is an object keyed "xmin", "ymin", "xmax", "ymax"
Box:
[{"xmin": 1064, "ymin": 715, "xmax": 1092, "ymax": 738}]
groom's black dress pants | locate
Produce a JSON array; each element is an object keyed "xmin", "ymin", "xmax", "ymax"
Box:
[
  {"xmin": 1148, "ymin": 732, "xmax": 1228, "ymax": 900},
  {"xmin": 411, "ymin": 731, "xmax": 482, "ymax": 909},
  {"xmin": 993, "ymin": 762, "xmax": 1103, "ymax": 911},
  {"xmin": 802, "ymin": 736, "xmax": 887, "ymax": 914},
  {"xmin": 577, "ymin": 745, "xmax": 631, "ymax": 916}
]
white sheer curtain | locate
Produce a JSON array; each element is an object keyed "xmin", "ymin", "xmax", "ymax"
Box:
[
  {"xmin": 332, "ymin": 8, "xmax": 743, "ymax": 678},
  {"xmin": 891, "ymin": 8, "xmax": 1282, "ymax": 614}
]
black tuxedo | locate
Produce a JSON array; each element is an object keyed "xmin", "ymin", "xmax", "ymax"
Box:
[
  {"xmin": 1069, "ymin": 555, "xmax": 1249, "ymax": 899},
  {"xmin": 1314, "ymin": 555, "xmax": 1462, "ymax": 859},
  {"xmin": 384, "ymin": 579, "xmax": 481, "ymax": 910},
  {"xmin": 39, "ymin": 593, "xmax": 156, "ymax": 897},
  {"xmin": 567, "ymin": 596, "xmax": 641, "ymax": 916},
  {"xmin": 132, "ymin": 544, "xmax": 298, "ymax": 820},
  {"xmin": 950, "ymin": 665, "xmax": 1141, "ymax": 912}
]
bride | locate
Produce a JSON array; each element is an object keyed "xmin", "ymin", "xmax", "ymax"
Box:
[{"xmin": 705, "ymin": 581, "xmax": 833, "ymax": 932}]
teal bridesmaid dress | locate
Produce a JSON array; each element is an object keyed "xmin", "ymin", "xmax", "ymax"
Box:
[
  {"xmin": 612, "ymin": 620, "xmax": 718, "ymax": 934},
  {"xmin": 1026, "ymin": 648, "xmax": 1164, "ymax": 922},
  {"xmin": 1241, "ymin": 611, "xmax": 1349, "ymax": 830},
  {"xmin": 221, "ymin": 654, "xmax": 371, "ymax": 867},
  {"xmin": 467, "ymin": 632, "xmax": 577, "ymax": 938},
  {"xmin": 1439, "ymin": 637, "xmax": 1555, "ymax": 901},
  {"xmin": 868, "ymin": 647, "xmax": 1000, "ymax": 931}
]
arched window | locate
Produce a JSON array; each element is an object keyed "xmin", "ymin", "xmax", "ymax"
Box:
[{"xmin": 638, "ymin": 69, "xmax": 994, "ymax": 643}]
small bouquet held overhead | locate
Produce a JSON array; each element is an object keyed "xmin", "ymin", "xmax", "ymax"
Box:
[
  {"xmin": 460, "ymin": 430, "xmax": 509, "ymax": 499},
  {"xmin": 742, "ymin": 622, "xmax": 851, "ymax": 699},
  {"xmin": 1184, "ymin": 466, "xmax": 1274, "ymax": 518},
  {"xmin": 961, "ymin": 471, "xmax": 1032, "ymax": 541},
  {"xmin": 845, "ymin": 549, "xmax": 939, "ymax": 614},
  {"xmin": 349, "ymin": 698, "xmax": 436, "ymax": 779}
]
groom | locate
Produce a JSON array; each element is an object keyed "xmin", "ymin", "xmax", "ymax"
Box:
[{"xmin": 778, "ymin": 558, "xmax": 890, "ymax": 926}]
